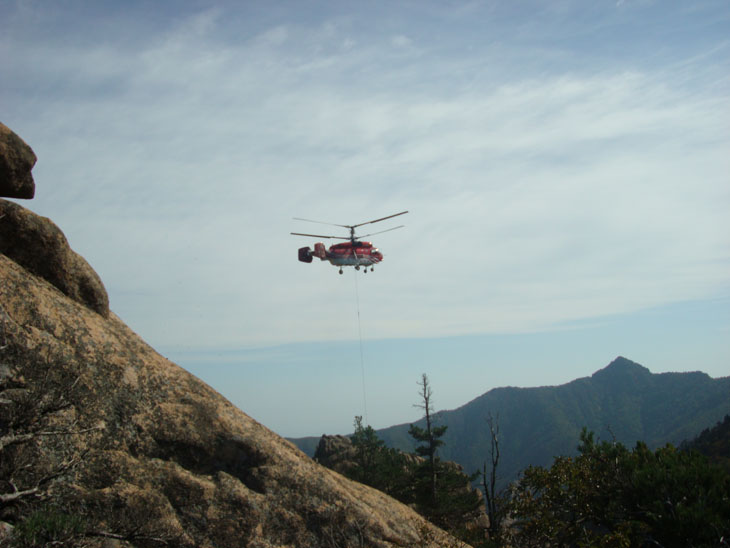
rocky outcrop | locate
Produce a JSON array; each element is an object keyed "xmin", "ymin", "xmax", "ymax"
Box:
[
  {"xmin": 0, "ymin": 122, "xmax": 36, "ymax": 199},
  {"xmin": 0, "ymin": 200, "xmax": 110, "ymax": 317},
  {"xmin": 314, "ymin": 433, "xmax": 423, "ymax": 475},
  {"xmin": 0, "ymin": 255, "xmax": 465, "ymax": 548},
  {"xmin": 0, "ymin": 124, "xmax": 463, "ymax": 547},
  {"xmin": 314, "ymin": 434, "xmax": 358, "ymax": 475}
]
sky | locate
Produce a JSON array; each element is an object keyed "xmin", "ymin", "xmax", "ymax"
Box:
[{"xmin": 1, "ymin": 0, "xmax": 728, "ymax": 438}]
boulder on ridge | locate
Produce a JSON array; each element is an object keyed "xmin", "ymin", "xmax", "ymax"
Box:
[
  {"xmin": 0, "ymin": 199, "xmax": 110, "ymax": 317},
  {"xmin": 0, "ymin": 121, "xmax": 36, "ymax": 199}
]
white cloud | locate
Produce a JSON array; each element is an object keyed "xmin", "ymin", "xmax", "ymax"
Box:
[
  {"xmin": 1, "ymin": 3, "xmax": 728, "ymax": 351},
  {"xmin": 391, "ymin": 34, "xmax": 413, "ymax": 48}
]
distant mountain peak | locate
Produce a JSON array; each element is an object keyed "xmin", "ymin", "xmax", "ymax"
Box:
[
  {"xmin": 592, "ymin": 356, "xmax": 652, "ymax": 381},
  {"xmin": 610, "ymin": 356, "xmax": 645, "ymax": 368}
]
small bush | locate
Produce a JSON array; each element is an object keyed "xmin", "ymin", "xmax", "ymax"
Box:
[{"xmin": 12, "ymin": 507, "xmax": 86, "ymax": 546}]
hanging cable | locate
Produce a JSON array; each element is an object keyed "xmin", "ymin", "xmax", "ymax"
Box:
[{"xmin": 354, "ymin": 270, "xmax": 368, "ymax": 425}]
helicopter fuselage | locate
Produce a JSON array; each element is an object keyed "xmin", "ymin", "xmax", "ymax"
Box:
[
  {"xmin": 324, "ymin": 241, "xmax": 383, "ymax": 266},
  {"xmin": 298, "ymin": 241, "xmax": 384, "ymax": 273}
]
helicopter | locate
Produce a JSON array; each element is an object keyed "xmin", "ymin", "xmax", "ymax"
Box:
[{"xmin": 291, "ymin": 211, "xmax": 408, "ymax": 274}]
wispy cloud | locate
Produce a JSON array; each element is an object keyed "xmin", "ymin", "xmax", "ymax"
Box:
[{"xmin": 1, "ymin": 1, "xmax": 727, "ymax": 349}]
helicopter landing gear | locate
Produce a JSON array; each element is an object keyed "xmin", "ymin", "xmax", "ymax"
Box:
[
  {"xmin": 370, "ymin": 267, "xmax": 374, "ymax": 272},
  {"xmin": 355, "ymin": 265, "xmax": 360, "ymax": 271},
  {"xmin": 339, "ymin": 268, "xmax": 343, "ymax": 275}
]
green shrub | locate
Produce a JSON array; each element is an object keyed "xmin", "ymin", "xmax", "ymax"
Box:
[{"xmin": 12, "ymin": 507, "xmax": 86, "ymax": 546}]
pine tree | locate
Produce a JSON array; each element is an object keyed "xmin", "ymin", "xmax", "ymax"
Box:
[
  {"xmin": 351, "ymin": 415, "xmax": 386, "ymax": 486},
  {"xmin": 408, "ymin": 374, "xmax": 482, "ymax": 532},
  {"xmin": 408, "ymin": 373, "xmax": 447, "ymax": 509}
]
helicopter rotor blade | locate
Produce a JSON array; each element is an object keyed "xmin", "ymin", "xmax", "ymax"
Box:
[
  {"xmin": 292, "ymin": 217, "xmax": 350, "ymax": 228},
  {"xmin": 358, "ymin": 225, "xmax": 405, "ymax": 239},
  {"xmin": 351, "ymin": 210, "xmax": 408, "ymax": 229},
  {"xmin": 290, "ymin": 232, "xmax": 349, "ymax": 240}
]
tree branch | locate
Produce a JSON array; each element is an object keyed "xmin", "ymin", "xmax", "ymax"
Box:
[
  {"xmin": 0, "ymin": 485, "xmax": 39, "ymax": 504},
  {"xmin": 0, "ymin": 431, "xmax": 35, "ymax": 451},
  {"xmin": 0, "ymin": 425, "xmax": 101, "ymax": 451}
]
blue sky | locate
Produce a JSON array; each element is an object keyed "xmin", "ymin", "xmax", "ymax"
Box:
[{"xmin": 1, "ymin": 0, "xmax": 728, "ymax": 437}]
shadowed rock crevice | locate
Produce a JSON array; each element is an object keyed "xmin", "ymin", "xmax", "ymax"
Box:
[{"xmin": 151, "ymin": 437, "xmax": 268, "ymax": 495}]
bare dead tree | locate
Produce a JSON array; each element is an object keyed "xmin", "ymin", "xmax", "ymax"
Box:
[{"xmin": 482, "ymin": 412, "xmax": 505, "ymax": 542}]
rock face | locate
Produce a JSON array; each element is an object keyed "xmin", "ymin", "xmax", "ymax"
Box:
[
  {"xmin": 0, "ymin": 124, "xmax": 463, "ymax": 547},
  {"xmin": 314, "ymin": 434, "xmax": 358, "ymax": 475},
  {"xmin": 0, "ymin": 199, "xmax": 110, "ymax": 317},
  {"xmin": 0, "ymin": 122, "xmax": 36, "ymax": 199},
  {"xmin": 0, "ymin": 255, "xmax": 464, "ymax": 547}
]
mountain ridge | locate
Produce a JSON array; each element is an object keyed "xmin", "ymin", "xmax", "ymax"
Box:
[{"xmin": 292, "ymin": 355, "xmax": 730, "ymax": 486}]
